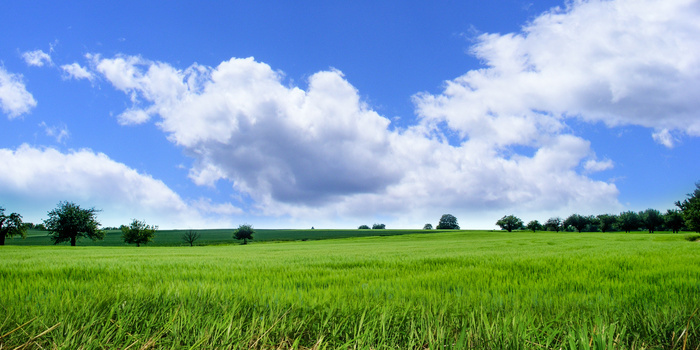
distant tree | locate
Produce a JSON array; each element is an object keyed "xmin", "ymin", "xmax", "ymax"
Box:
[
  {"xmin": 233, "ymin": 224, "xmax": 254, "ymax": 245},
  {"xmin": 664, "ymin": 209, "xmax": 685, "ymax": 233},
  {"xmin": 358, "ymin": 225, "xmax": 370, "ymax": 229},
  {"xmin": 423, "ymin": 223, "xmax": 433, "ymax": 230},
  {"xmin": 526, "ymin": 220, "xmax": 543, "ymax": 232},
  {"xmin": 544, "ymin": 217, "xmax": 562, "ymax": 232},
  {"xmin": 676, "ymin": 182, "xmax": 700, "ymax": 232},
  {"xmin": 0, "ymin": 207, "xmax": 26, "ymax": 246},
  {"xmin": 121, "ymin": 219, "xmax": 157, "ymax": 247},
  {"xmin": 44, "ymin": 201, "xmax": 103, "ymax": 246},
  {"xmin": 596, "ymin": 214, "xmax": 617, "ymax": 233},
  {"xmin": 563, "ymin": 214, "xmax": 590, "ymax": 233},
  {"xmin": 616, "ymin": 211, "xmax": 641, "ymax": 233},
  {"xmin": 496, "ymin": 215, "xmax": 524, "ymax": 232},
  {"xmin": 182, "ymin": 230, "xmax": 201, "ymax": 246},
  {"xmin": 372, "ymin": 223, "xmax": 386, "ymax": 229},
  {"xmin": 436, "ymin": 214, "xmax": 460, "ymax": 230},
  {"xmin": 639, "ymin": 208, "xmax": 664, "ymax": 233}
]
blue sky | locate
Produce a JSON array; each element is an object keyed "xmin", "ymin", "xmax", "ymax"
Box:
[{"xmin": 1, "ymin": 0, "xmax": 699, "ymax": 229}]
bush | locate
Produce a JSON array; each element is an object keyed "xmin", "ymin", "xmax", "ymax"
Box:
[
  {"xmin": 358, "ymin": 225, "xmax": 370, "ymax": 229},
  {"xmin": 372, "ymin": 223, "xmax": 386, "ymax": 229}
]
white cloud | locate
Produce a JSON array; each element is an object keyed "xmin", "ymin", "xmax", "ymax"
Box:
[
  {"xmin": 88, "ymin": 54, "xmax": 621, "ymax": 226},
  {"xmin": 38, "ymin": 121, "xmax": 70, "ymax": 143},
  {"xmin": 0, "ymin": 144, "xmax": 240, "ymax": 229},
  {"xmin": 22, "ymin": 50, "xmax": 52, "ymax": 67},
  {"xmin": 61, "ymin": 63, "xmax": 94, "ymax": 81},
  {"xmin": 415, "ymin": 0, "xmax": 700, "ymax": 146},
  {"xmin": 651, "ymin": 128, "xmax": 675, "ymax": 148},
  {"xmin": 0, "ymin": 67, "xmax": 37, "ymax": 118},
  {"xmin": 584, "ymin": 158, "xmax": 614, "ymax": 173}
]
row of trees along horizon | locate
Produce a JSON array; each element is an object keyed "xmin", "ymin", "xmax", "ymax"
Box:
[{"xmin": 1, "ymin": 183, "xmax": 699, "ymax": 246}]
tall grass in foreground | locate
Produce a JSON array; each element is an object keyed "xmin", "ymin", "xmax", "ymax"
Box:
[{"xmin": 1, "ymin": 231, "xmax": 699, "ymax": 349}]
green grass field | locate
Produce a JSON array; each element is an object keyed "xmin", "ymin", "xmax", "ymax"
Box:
[{"xmin": 1, "ymin": 230, "xmax": 699, "ymax": 349}]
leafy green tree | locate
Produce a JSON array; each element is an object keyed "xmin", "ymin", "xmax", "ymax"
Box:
[
  {"xmin": 676, "ymin": 182, "xmax": 700, "ymax": 232},
  {"xmin": 44, "ymin": 201, "xmax": 103, "ymax": 246},
  {"xmin": 0, "ymin": 207, "xmax": 26, "ymax": 246},
  {"xmin": 664, "ymin": 209, "xmax": 685, "ymax": 233},
  {"xmin": 358, "ymin": 225, "xmax": 370, "ymax": 229},
  {"xmin": 233, "ymin": 224, "xmax": 254, "ymax": 245},
  {"xmin": 596, "ymin": 214, "xmax": 617, "ymax": 233},
  {"xmin": 544, "ymin": 217, "xmax": 562, "ymax": 232},
  {"xmin": 526, "ymin": 220, "xmax": 543, "ymax": 232},
  {"xmin": 436, "ymin": 214, "xmax": 460, "ymax": 229},
  {"xmin": 423, "ymin": 223, "xmax": 433, "ymax": 230},
  {"xmin": 616, "ymin": 211, "xmax": 640, "ymax": 233},
  {"xmin": 372, "ymin": 223, "xmax": 386, "ymax": 229},
  {"xmin": 639, "ymin": 208, "xmax": 664, "ymax": 233},
  {"xmin": 182, "ymin": 230, "xmax": 201, "ymax": 246},
  {"xmin": 496, "ymin": 215, "xmax": 523, "ymax": 232},
  {"xmin": 121, "ymin": 219, "xmax": 157, "ymax": 247},
  {"xmin": 563, "ymin": 214, "xmax": 590, "ymax": 233}
]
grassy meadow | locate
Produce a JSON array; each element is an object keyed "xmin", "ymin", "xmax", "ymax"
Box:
[{"xmin": 1, "ymin": 230, "xmax": 699, "ymax": 349}]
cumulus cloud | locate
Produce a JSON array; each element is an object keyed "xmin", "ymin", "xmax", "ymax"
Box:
[
  {"xmin": 61, "ymin": 63, "xmax": 94, "ymax": 81},
  {"xmin": 0, "ymin": 67, "xmax": 36, "ymax": 118},
  {"xmin": 86, "ymin": 53, "xmax": 620, "ymax": 225},
  {"xmin": 415, "ymin": 0, "xmax": 700, "ymax": 147},
  {"xmin": 22, "ymin": 50, "xmax": 52, "ymax": 67},
  {"xmin": 0, "ymin": 144, "xmax": 240, "ymax": 228}
]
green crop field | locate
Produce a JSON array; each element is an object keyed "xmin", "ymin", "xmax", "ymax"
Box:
[{"xmin": 1, "ymin": 230, "xmax": 699, "ymax": 349}]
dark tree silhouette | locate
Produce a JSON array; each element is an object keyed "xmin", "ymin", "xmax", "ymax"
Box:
[
  {"xmin": 233, "ymin": 224, "xmax": 254, "ymax": 245},
  {"xmin": 436, "ymin": 214, "xmax": 459, "ymax": 229},
  {"xmin": 44, "ymin": 201, "xmax": 103, "ymax": 246},
  {"xmin": 182, "ymin": 230, "xmax": 201, "ymax": 246},
  {"xmin": 0, "ymin": 207, "xmax": 25, "ymax": 246},
  {"xmin": 121, "ymin": 219, "xmax": 157, "ymax": 247},
  {"xmin": 496, "ymin": 215, "xmax": 523, "ymax": 232}
]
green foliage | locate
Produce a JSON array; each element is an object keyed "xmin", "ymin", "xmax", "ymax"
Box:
[
  {"xmin": 0, "ymin": 231, "xmax": 698, "ymax": 349},
  {"xmin": 372, "ymin": 223, "xmax": 386, "ymax": 229},
  {"xmin": 617, "ymin": 211, "xmax": 641, "ymax": 233},
  {"xmin": 563, "ymin": 214, "xmax": 591, "ymax": 233},
  {"xmin": 685, "ymin": 234, "xmax": 700, "ymax": 242},
  {"xmin": 436, "ymin": 214, "xmax": 459, "ymax": 229},
  {"xmin": 44, "ymin": 201, "xmax": 103, "ymax": 246},
  {"xmin": 0, "ymin": 207, "xmax": 26, "ymax": 246},
  {"xmin": 121, "ymin": 219, "xmax": 157, "ymax": 247},
  {"xmin": 676, "ymin": 182, "xmax": 700, "ymax": 232},
  {"xmin": 233, "ymin": 224, "xmax": 254, "ymax": 245},
  {"xmin": 526, "ymin": 220, "xmax": 543, "ymax": 232},
  {"xmin": 423, "ymin": 223, "xmax": 433, "ymax": 230},
  {"xmin": 664, "ymin": 209, "xmax": 685, "ymax": 233},
  {"xmin": 358, "ymin": 224, "xmax": 370, "ymax": 229},
  {"xmin": 544, "ymin": 217, "xmax": 562, "ymax": 232},
  {"xmin": 496, "ymin": 215, "xmax": 523, "ymax": 232},
  {"xmin": 596, "ymin": 214, "xmax": 617, "ymax": 233},
  {"xmin": 181, "ymin": 230, "xmax": 201, "ymax": 246},
  {"xmin": 639, "ymin": 208, "xmax": 664, "ymax": 233}
]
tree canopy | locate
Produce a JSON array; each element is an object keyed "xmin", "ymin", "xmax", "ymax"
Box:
[
  {"xmin": 544, "ymin": 217, "xmax": 562, "ymax": 232},
  {"xmin": 676, "ymin": 182, "xmax": 700, "ymax": 232},
  {"xmin": 639, "ymin": 208, "xmax": 663, "ymax": 233},
  {"xmin": 596, "ymin": 214, "xmax": 617, "ymax": 233},
  {"xmin": 664, "ymin": 209, "xmax": 685, "ymax": 233},
  {"xmin": 44, "ymin": 201, "xmax": 103, "ymax": 246},
  {"xmin": 526, "ymin": 220, "xmax": 543, "ymax": 232},
  {"xmin": 436, "ymin": 214, "xmax": 459, "ymax": 230},
  {"xmin": 121, "ymin": 219, "xmax": 157, "ymax": 247},
  {"xmin": 0, "ymin": 207, "xmax": 26, "ymax": 246},
  {"xmin": 617, "ymin": 211, "xmax": 640, "ymax": 233},
  {"xmin": 563, "ymin": 214, "xmax": 590, "ymax": 233},
  {"xmin": 496, "ymin": 215, "xmax": 523, "ymax": 232},
  {"xmin": 233, "ymin": 224, "xmax": 254, "ymax": 245}
]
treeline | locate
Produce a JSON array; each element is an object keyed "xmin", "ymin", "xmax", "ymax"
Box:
[{"xmin": 496, "ymin": 182, "xmax": 700, "ymax": 233}]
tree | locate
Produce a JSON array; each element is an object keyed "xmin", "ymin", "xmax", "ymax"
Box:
[
  {"xmin": 563, "ymin": 214, "xmax": 590, "ymax": 233},
  {"xmin": 423, "ymin": 223, "xmax": 433, "ymax": 230},
  {"xmin": 526, "ymin": 220, "xmax": 543, "ymax": 232},
  {"xmin": 676, "ymin": 182, "xmax": 700, "ymax": 232},
  {"xmin": 616, "ymin": 211, "xmax": 640, "ymax": 233},
  {"xmin": 664, "ymin": 209, "xmax": 685, "ymax": 233},
  {"xmin": 182, "ymin": 230, "xmax": 201, "ymax": 246},
  {"xmin": 44, "ymin": 201, "xmax": 103, "ymax": 246},
  {"xmin": 436, "ymin": 214, "xmax": 459, "ymax": 229},
  {"xmin": 0, "ymin": 207, "xmax": 26, "ymax": 246},
  {"xmin": 597, "ymin": 214, "xmax": 617, "ymax": 233},
  {"xmin": 544, "ymin": 217, "xmax": 562, "ymax": 232},
  {"xmin": 121, "ymin": 219, "xmax": 157, "ymax": 247},
  {"xmin": 372, "ymin": 223, "xmax": 386, "ymax": 229},
  {"xmin": 639, "ymin": 208, "xmax": 663, "ymax": 233},
  {"xmin": 233, "ymin": 224, "xmax": 254, "ymax": 245},
  {"xmin": 358, "ymin": 225, "xmax": 370, "ymax": 229},
  {"xmin": 496, "ymin": 215, "xmax": 523, "ymax": 232}
]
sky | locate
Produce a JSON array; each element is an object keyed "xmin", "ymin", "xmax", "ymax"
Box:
[{"xmin": 1, "ymin": 0, "xmax": 699, "ymax": 230}]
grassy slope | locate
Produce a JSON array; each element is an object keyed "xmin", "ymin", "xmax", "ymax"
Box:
[{"xmin": 1, "ymin": 231, "xmax": 698, "ymax": 349}]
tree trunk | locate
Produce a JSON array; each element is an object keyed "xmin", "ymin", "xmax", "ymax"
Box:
[
  {"xmin": 0, "ymin": 234, "xmax": 5, "ymax": 246},
  {"xmin": 71, "ymin": 236, "xmax": 76, "ymax": 246},
  {"xmin": 137, "ymin": 243, "xmax": 140, "ymax": 247}
]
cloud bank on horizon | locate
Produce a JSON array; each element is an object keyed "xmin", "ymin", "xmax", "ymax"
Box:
[{"xmin": 1, "ymin": 0, "xmax": 699, "ymax": 228}]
